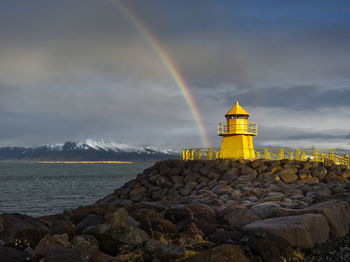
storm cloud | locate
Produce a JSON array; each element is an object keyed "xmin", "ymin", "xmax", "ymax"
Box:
[{"xmin": 1, "ymin": 0, "xmax": 350, "ymax": 149}]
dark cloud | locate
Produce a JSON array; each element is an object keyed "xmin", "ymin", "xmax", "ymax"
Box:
[
  {"xmin": 220, "ymin": 85, "xmax": 350, "ymax": 110},
  {"xmin": 0, "ymin": 0, "xmax": 350, "ymax": 149}
]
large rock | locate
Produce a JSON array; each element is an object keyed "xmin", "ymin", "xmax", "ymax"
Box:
[
  {"xmin": 144, "ymin": 239, "xmax": 185, "ymax": 261},
  {"xmin": 250, "ymin": 202, "xmax": 279, "ymax": 219},
  {"xmin": 32, "ymin": 233, "xmax": 73, "ymax": 262},
  {"xmin": 75, "ymin": 214, "xmax": 104, "ymax": 234},
  {"xmin": 180, "ymin": 182, "xmax": 197, "ymax": 196},
  {"xmin": 171, "ymin": 176, "xmax": 183, "ymax": 184},
  {"xmin": 224, "ymin": 207, "xmax": 259, "ymax": 228},
  {"xmin": 221, "ymin": 168, "xmax": 239, "ymax": 182},
  {"xmin": 264, "ymin": 192, "xmax": 285, "ymax": 202},
  {"xmin": 129, "ymin": 186, "xmax": 147, "ymax": 202},
  {"xmin": 208, "ymin": 231, "xmax": 243, "ymax": 245},
  {"xmin": 164, "ymin": 207, "xmax": 193, "ymax": 224},
  {"xmin": 108, "ymin": 208, "xmax": 128, "ymax": 227},
  {"xmin": 186, "ymin": 203, "xmax": 217, "ymax": 224},
  {"xmin": 341, "ymin": 169, "xmax": 350, "ymax": 179},
  {"xmin": 140, "ymin": 217, "xmax": 177, "ymax": 237},
  {"xmin": 270, "ymin": 200, "xmax": 350, "ymax": 238},
  {"xmin": 0, "ymin": 246, "xmax": 32, "ymax": 262},
  {"xmin": 211, "ymin": 184, "xmax": 233, "ymax": 195},
  {"xmin": 49, "ymin": 220, "xmax": 76, "ymax": 238},
  {"xmin": 279, "ymin": 173, "xmax": 298, "ymax": 183},
  {"xmin": 0, "ymin": 213, "xmax": 49, "ymax": 248},
  {"xmin": 129, "ymin": 208, "xmax": 161, "ymax": 222},
  {"xmin": 71, "ymin": 235, "xmax": 99, "ymax": 261},
  {"xmin": 38, "ymin": 251, "xmax": 81, "ymax": 262},
  {"xmin": 90, "ymin": 251, "xmax": 122, "ymax": 262},
  {"xmin": 244, "ymin": 230, "xmax": 293, "ymax": 262},
  {"xmin": 236, "ymin": 174, "xmax": 255, "ymax": 184},
  {"xmin": 182, "ymin": 244, "xmax": 249, "ymax": 262},
  {"xmin": 308, "ymin": 201, "xmax": 350, "ymax": 237},
  {"xmin": 240, "ymin": 166, "xmax": 257, "ymax": 177},
  {"xmin": 244, "ymin": 214, "xmax": 329, "ymax": 248},
  {"xmin": 276, "ymin": 168, "xmax": 298, "ymax": 180},
  {"xmin": 83, "ymin": 224, "xmax": 149, "ymax": 255}
]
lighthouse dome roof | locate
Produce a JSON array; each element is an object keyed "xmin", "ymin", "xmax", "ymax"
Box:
[{"xmin": 225, "ymin": 101, "xmax": 250, "ymax": 116}]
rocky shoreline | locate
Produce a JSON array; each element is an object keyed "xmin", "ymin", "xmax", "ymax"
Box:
[{"xmin": 1, "ymin": 158, "xmax": 350, "ymax": 261}]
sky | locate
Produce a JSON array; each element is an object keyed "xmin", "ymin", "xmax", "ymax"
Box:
[{"xmin": 1, "ymin": 0, "xmax": 350, "ymax": 150}]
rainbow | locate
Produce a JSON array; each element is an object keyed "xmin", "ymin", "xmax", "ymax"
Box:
[{"xmin": 108, "ymin": 0, "xmax": 210, "ymax": 147}]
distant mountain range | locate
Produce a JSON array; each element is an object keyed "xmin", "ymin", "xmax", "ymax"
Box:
[{"xmin": 0, "ymin": 139, "xmax": 181, "ymax": 161}]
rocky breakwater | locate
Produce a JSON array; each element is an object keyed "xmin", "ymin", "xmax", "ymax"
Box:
[{"xmin": 1, "ymin": 159, "xmax": 350, "ymax": 262}]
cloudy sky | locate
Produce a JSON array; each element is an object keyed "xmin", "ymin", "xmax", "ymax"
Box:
[{"xmin": 1, "ymin": 0, "xmax": 350, "ymax": 150}]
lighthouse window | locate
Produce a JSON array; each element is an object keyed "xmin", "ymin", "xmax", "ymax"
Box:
[{"xmin": 226, "ymin": 115, "xmax": 248, "ymax": 119}]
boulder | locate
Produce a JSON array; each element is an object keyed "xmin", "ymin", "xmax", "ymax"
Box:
[
  {"xmin": 171, "ymin": 176, "xmax": 183, "ymax": 184},
  {"xmin": 270, "ymin": 200, "xmax": 350, "ymax": 238},
  {"xmin": 240, "ymin": 166, "xmax": 257, "ymax": 177},
  {"xmin": 90, "ymin": 251, "xmax": 122, "ymax": 262},
  {"xmin": 341, "ymin": 169, "xmax": 350, "ymax": 179},
  {"xmin": 177, "ymin": 221, "xmax": 203, "ymax": 241},
  {"xmin": 184, "ymin": 173, "xmax": 200, "ymax": 183},
  {"xmin": 264, "ymin": 192, "xmax": 285, "ymax": 202},
  {"xmin": 140, "ymin": 217, "xmax": 177, "ymax": 237},
  {"xmin": 144, "ymin": 239, "xmax": 186, "ymax": 261},
  {"xmin": 83, "ymin": 224, "xmax": 149, "ymax": 255},
  {"xmin": 108, "ymin": 208, "xmax": 128, "ymax": 227},
  {"xmin": 252, "ymin": 187, "xmax": 265, "ymax": 198},
  {"xmin": 221, "ymin": 168, "xmax": 239, "ymax": 182},
  {"xmin": 129, "ymin": 186, "xmax": 148, "ymax": 202},
  {"xmin": 32, "ymin": 233, "xmax": 72, "ymax": 262},
  {"xmin": 0, "ymin": 213, "xmax": 49, "ymax": 248},
  {"xmin": 49, "ymin": 220, "xmax": 76, "ymax": 238},
  {"xmin": 311, "ymin": 184, "xmax": 332, "ymax": 199},
  {"xmin": 279, "ymin": 173, "xmax": 298, "ymax": 183},
  {"xmin": 308, "ymin": 201, "xmax": 350, "ymax": 237},
  {"xmin": 236, "ymin": 174, "xmax": 255, "ymax": 184},
  {"xmin": 261, "ymin": 172, "xmax": 279, "ymax": 183},
  {"xmin": 75, "ymin": 214, "xmax": 104, "ymax": 234},
  {"xmin": 244, "ymin": 230, "xmax": 293, "ymax": 262},
  {"xmin": 126, "ymin": 216, "xmax": 140, "ymax": 228},
  {"xmin": 269, "ymin": 166, "xmax": 283, "ymax": 174},
  {"xmin": 0, "ymin": 246, "xmax": 32, "ymax": 262},
  {"xmin": 224, "ymin": 208, "xmax": 259, "ymax": 228},
  {"xmin": 312, "ymin": 166, "xmax": 328, "ymax": 180},
  {"xmin": 180, "ymin": 182, "xmax": 197, "ymax": 196},
  {"xmin": 129, "ymin": 208, "xmax": 161, "ymax": 222},
  {"xmin": 244, "ymin": 214, "xmax": 329, "ymax": 248},
  {"xmin": 164, "ymin": 207, "xmax": 193, "ymax": 224},
  {"xmin": 276, "ymin": 168, "xmax": 298, "ymax": 178},
  {"xmin": 151, "ymin": 188, "xmax": 168, "ymax": 200},
  {"xmin": 208, "ymin": 231, "xmax": 243, "ymax": 244},
  {"xmin": 211, "ymin": 184, "xmax": 233, "ymax": 195},
  {"xmin": 38, "ymin": 250, "xmax": 81, "ymax": 262},
  {"xmin": 250, "ymin": 202, "xmax": 279, "ymax": 219},
  {"xmin": 186, "ymin": 203, "xmax": 217, "ymax": 224},
  {"xmin": 182, "ymin": 244, "xmax": 249, "ymax": 262},
  {"xmin": 71, "ymin": 235, "xmax": 98, "ymax": 261}
]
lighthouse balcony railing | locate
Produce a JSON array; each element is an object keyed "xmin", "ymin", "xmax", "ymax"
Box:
[
  {"xmin": 217, "ymin": 122, "xmax": 257, "ymax": 136},
  {"xmin": 182, "ymin": 147, "xmax": 350, "ymax": 167}
]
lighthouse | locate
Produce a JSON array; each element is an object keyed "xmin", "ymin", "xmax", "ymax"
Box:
[{"xmin": 218, "ymin": 101, "xmax": 257, "ymax": 159}]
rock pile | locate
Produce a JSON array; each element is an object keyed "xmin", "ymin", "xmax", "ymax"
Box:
[{"xmin": 1, "ymin": 159, "xmax": 350, "ymax": 262}]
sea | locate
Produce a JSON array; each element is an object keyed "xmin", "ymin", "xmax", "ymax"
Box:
[{"xmin": 0, "ymin": 162, "xmax": 153, "ymax": 217}]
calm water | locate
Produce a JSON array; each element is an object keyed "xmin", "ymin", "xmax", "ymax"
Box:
[{"xmin": 0, "ymin": 162, "xmax": 153, "ymax": 217}]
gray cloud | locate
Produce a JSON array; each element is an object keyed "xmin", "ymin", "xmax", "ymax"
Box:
[
  {"xmin": 0, "ymin": 0, "xmax": 350, "ymax": 149},
  {"xmin": 219, "ymin": 85, "xmax": 350, "ymax": 110}
]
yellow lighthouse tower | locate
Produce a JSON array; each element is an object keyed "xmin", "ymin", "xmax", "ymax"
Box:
[{"xmin": 218, "ymin": 101, "xmax": 257, "ymax": 159}]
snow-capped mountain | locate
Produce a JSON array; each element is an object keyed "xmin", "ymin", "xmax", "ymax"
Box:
[{"xmin": 0, "ymin": 139, "xmax": 181, "ymax": 161}]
